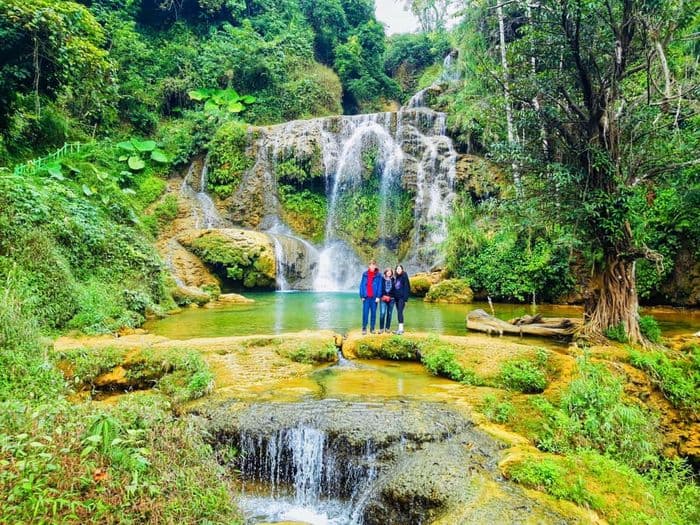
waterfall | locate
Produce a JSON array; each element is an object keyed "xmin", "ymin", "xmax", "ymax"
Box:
[
  {"xmin": 406, "ymin": 51, "xmax": 460, "ymax": 109},
  {"xmin": 266, "ymin": 219, "xmax": 320, "ymax": 291},
  {"xmin": 240, "ymin": 107, "xmax": 457, "ymax": 290},
  {"xmin": 238, "ymin": 424, "xmax": 378, "ymax": 524},
  {"xmin": 180, "ymin": 155, "xmax": 226, "ymax": 229}
]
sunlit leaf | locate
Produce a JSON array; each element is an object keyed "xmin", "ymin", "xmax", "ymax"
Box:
[
  {"xmin": 150, "ymin": 149, "xmax": 169, "ymax": 163},
  {"xmin": 131, "ymin": 139, "xmax": 156, "ymax": 152},
  {"xmin": 117, "ymin": 141, "xmax": 136, "ymax": 151},
  {"xmin": 128, "ymin": 156, "xmax": 145, "ymax": 170}
]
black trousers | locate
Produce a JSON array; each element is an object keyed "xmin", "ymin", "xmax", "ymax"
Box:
[{"xmin": 395, "ymin": 298, "xmax": 407, "ymax": 323}]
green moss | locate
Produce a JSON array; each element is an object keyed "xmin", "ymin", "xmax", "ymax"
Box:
[
  {"xmin": 277, "ymin": 342, "xmax": 337, "ymax": 364},
  {"xmin": 356, "ymin": 336, "xmax": 422, "ymax": 360},
  {"xmin": 481, "ymin": 394, "xmax": 515, "ymax": 423},
  {"xmin": 425, "ymin": 278, "xmax": 474, "ymax": 303},
  {"xmin": 185, "ymin": 231, "xmax": 275, "ymax": 289}
]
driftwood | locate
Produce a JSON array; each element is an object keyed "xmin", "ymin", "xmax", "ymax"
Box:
[{"xmin": 466, "ymin": 309, "xmax": 581, "ymax": 338}]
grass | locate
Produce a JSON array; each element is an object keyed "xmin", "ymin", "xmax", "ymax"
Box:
[
  {"xmin": 629, "ymin": 347, "xmax": 700, "ymax": 413},
  {"xmin": 421, "ymin": 343, "xmax": 482, "ymax": 385},
  {"xmin": 505, "ymin": 451, "xmax": 700, "ymax": 524},
  {"xmin": 356, "ymin": 336, "xmax": 422, "ymax": 361},
  {"xmin": 530, "ymin": 355, "xmax": 661, "ymax": 470}
]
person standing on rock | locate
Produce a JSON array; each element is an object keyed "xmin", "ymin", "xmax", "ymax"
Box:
[
  {"xmin": 378, "ymin": 267, "xmax": 396, "ymax": 334},
  {"xmin": 359, "ymin": 259, "xmax": 382, "ymax": 335},
  {"xmin": 393, "ymin": 264, "xmax": 410, "ymax": 335}
]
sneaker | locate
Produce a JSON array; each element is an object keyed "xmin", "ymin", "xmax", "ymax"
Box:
[
  {"xmin": 393, "ymin": 330, "xmax": 404, "ymax": 335},
  {"xmin": 370, "ymin": 330, "xmax": 377, "ymax": 334},
  {"xmin": 362, "ymin": 330, "xmax": 367, "ymax": 335}
]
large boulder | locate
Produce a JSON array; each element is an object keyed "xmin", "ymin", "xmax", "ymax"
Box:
[
  {"xmin": 425, "ymin": 278, "xmax": 474, "ymax": 304},
  {"xmin": 178, "ymin": 228, "xmax": 276, "ymax": 289}
]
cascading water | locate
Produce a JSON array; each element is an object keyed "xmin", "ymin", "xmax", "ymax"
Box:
[
  {"xmin": 237, "ymin": 424, "xmax": 379, "ymax": 524},
  {"xmin": 180, "ymin": 155, "xmax": 227, "ymax": 229},
  {"xmin": 266, "ymin": 220, "xmax": 320, "ymax": 291},
  {"xmin": 241, "ymin": 105, "xmax": 458, "ymax": 290}
]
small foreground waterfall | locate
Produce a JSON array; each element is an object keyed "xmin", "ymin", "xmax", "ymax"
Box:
[{"xmin": 238, "ymin": 105, "xmax": 458, "ymax": 290}]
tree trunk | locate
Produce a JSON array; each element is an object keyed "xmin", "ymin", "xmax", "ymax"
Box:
[
  {"xmin": 497, "ymin": 3, "xmax": 521, "ymax": 194},
  {"xmin": 583, "ymin": 256, "xmax": 644, "ymax": 344}
]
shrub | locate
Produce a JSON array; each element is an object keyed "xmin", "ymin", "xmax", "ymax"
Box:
[
  {"xmin": 356, "ymin": 336, "xmax": 422, "ymax": 361},
  {"xmin": 421, "ymin": 342, "xmax": 481, "ymax": 385},
  {"xmin": 604, "ymin": 322, "xmax": 628, "ymax": 343},
  {"xmin": 153, "ymin": 194, "xmax": 179, "ymax": 224},
  {"xmin": 499, "ymin": 350, "xmax": 549, "ymax": 393},
  {"xmin": 482, "ymin": 394, "xmax": 515, "ymax": 423},
  {"xmin": 507, "ymin": 457, "xmax": 601, "ymax": 509},
  {"xmin": 639, "ymin": 315, "xmax": 662, "ymax": 344},
  {"xmin": 281, "ymin": 342, "xmax": 337, "ymax": 364}
]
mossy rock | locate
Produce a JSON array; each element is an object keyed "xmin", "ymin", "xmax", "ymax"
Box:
[
  {"xmin": 411, "ymin": 270, "xmax": 445, "ymax": 297},
  {"xmin": 171, "ymin": 285, "xmax": 212, "ymax": 306},
  {"xmin": 425, "ymin": 279, "xmax": 474, "ymax": 304},
  {"xmin": 178, "ymin": 229, "xmax": 276, "ymax": 289}
]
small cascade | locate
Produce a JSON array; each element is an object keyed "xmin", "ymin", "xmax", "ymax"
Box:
[
  {"xmin": 237, "ymin": 424, "xmax": 378, "ymax": 524},
  {"xmin": 406, "ymin": 51, "xmax": 460, "ymax": 109},
  {"xmin": 266, "ymin": 219, "xmax": 320, "ymax": 290},
  {"xmin": 180, "ymin": 155, "xmax": 226, "ymax": 229}
]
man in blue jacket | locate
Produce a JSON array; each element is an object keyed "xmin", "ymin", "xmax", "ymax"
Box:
[{"xmin": 359, "ymin": 259, "xmax": 382, "ymax": 334}]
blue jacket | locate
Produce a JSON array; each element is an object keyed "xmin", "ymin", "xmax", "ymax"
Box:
[{"xmin": 359, "ymin": 270, "xmax": 383, "ymax": 299}]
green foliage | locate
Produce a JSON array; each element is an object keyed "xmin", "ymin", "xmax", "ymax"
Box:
[
  {"xmin": 152, "ymin": 194, "xmax": 179, "ymax": 227},
  {"xmin": 188, "ymin": 87, "xmax": 256, "ymax": 115},
  {"xmin": 278, "ymin": 185, "xmax": 327, "ymax": 243},
  {"xmin": 500, "ymin": 350, "xmax": 549, "ymax": 393},
  {"xmin": 446, "ymin": 197, "xmax": 575, "ymax": 302},
  {"xmin": 604, "ymin": 322, "xmax": 629, "ymax": 343},
  {"xmin": 481, "ymin": 394, "xmax": 515, "ymax": 424},
  {"xmin": 638, "ymin": 315, "xmax": 662, "ymax": 344},
  {"xmin": 208, "ymin": 120, "xmax": 253, "ymax": 198},
  {"xmin": 532, "ymin": 356, "xmax": 660, "ymax": 470},
  {"xmin": 356, "ymin": 336, "xmax": 422, "ymax": 360},
  {"xmin": 508, "ymin": 457, "xmax": 601, "ymax": 509},
  {"xmin": 629, "ymin": 349, "xmax": 700, "ymax": 413},
  {"xmin": 421, "ymin": 341, "xmax": 481, "ymax": 385},
  {"xmin": 384, "ymin": 31, "xmax": 451, "ymax": 98}
]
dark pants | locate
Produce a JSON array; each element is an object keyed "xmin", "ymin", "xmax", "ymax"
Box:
[
  {"xmin": 379, "ymin": 299, "xmax": 394, "ymax": 330},
  {"xmin": 362, "ymin": 298, "xmax": 378, "ymax": 331},
  {"xmin": 395, "ymin": 298, "xmax": 407, "ymax": 323}
]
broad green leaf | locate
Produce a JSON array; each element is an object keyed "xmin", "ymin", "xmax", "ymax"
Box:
[
  {"xmin": 219, "ymin": 88, "xmax": 240, "ymax": 102},
  {"xmin": 188, "ymin": 88, "xmax": 213, "ymax": 101},
  {"xmin": 117, "ymin": 140, "xmax": 136, "ymax": 151},
  {"xmin": 128, "ymin": 156, "xmax": 145, "ymax": 170},
  {"xmin": 63, "ymin": 162, "xmax": 81, "ymax": 174},
  {"xmin": 227, "ymin": 101, "xmax": 245, "ymax": 113},
  {"xmin": 82, "ymin": 184, "xmax": 94, "ymax": 197},
  {"xmin": 46, "ymin": 163, "xmax": 63, "ymax": 179},
  {"xmin": 204, "ymin": 99, "xmax": 219, "ymax": 113},
  {"xmin": 150, "ymin": 149, "xmax": 169, "ymax": 163},
  {"xmin": 241, "ymin": 95, "xmax": 256, "ymax": 104},
  {"xmin": 118, "ymin": 155, "xmax": 128, "ymax": 161},
  {"xmin": 131, "ymin": 139, "xmax": 156, "ymax": 152}
]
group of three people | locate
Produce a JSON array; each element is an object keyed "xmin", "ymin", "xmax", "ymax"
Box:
[{"xmin": 359, "ymin": 259, "xmax": 410, "ymax": 335}]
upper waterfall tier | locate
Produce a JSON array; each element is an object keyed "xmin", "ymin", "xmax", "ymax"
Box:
[{"xmin": 225, "ymin": 107, "xmax": 457, "ymax": 283}]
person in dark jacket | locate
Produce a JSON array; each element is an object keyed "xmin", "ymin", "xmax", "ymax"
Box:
[
  {"xmin": 378, "ymin": 267, "xmax": 396, "ymax": 333},
  {"xmin": 359, "ymin": 259, "xmax": 382, "ymax": 334},
  {"xmin": 393, "ymin": 264, "xmax": 410, "ymax": 335}
]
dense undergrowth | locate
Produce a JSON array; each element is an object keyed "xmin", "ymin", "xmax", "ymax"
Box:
[{"xmin": 0, "ymin": 281, "xmax": 240, "ymax": 524}]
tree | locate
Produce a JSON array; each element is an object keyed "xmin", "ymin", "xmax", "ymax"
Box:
[
  {"xmin": 404, "ymin": 0, "xmax": 457, "ymax": 32},
  {"xmin": 500, "ymin": 0, "xmax": 699, "ymax": 343}
]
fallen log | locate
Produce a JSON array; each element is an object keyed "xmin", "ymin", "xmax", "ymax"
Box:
[{"xmin": 466, "ymin": 309, "xmax": 581, "ymax": 338}]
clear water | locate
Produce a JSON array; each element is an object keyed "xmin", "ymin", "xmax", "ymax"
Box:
[{"xmin": 144, "ymin": 291, "xmax": 699, "ymax": 339}]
